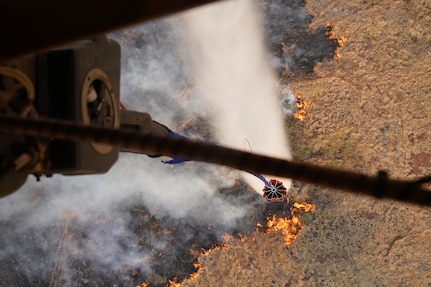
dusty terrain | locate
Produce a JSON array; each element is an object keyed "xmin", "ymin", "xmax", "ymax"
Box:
[{"xmin": 181, "ymin": 0, "xmax": 431, "ymax": 286}]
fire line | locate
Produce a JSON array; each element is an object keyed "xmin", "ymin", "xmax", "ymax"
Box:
[{"xmin": 325, "ymin": 21, "xmax": 346, "ymax": 59}]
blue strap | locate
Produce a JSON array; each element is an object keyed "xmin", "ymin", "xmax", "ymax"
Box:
[
  {"xmin": 248, "ymin": 171, "xmax": 271, "ymax": 187},
  {"xmin": 162, "ymin": 130, "xmax": 191, "ymax": 164},
  {"xmin": 164, "ymin": 130, "xmax": 271, "ymax": 188}
]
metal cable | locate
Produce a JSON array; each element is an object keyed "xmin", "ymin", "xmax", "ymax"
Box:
[{"xmin": 1, "ymin": 114, "xmax": 431, "ymax": 206}]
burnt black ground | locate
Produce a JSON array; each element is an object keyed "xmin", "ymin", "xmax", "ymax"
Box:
[{"xmin": 262, "ymin": 0, "xmax": 340, "ymax": 74}]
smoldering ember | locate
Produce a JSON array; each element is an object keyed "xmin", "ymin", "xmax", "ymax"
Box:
[{"xmin": 2, "ymin": 0, "xmax": 430, "ymax": 286}]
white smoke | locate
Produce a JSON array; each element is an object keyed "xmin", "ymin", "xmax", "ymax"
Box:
[
  {"xmin": 279, "ymin": 85, "xmax": 297, "ymax": 116},
  {"xmin": 0, "ymin": 155, "xmax": 249, "ymax": 284},
  {"xmin": 181, "ymin": 0, "xmax": 292, "ymax": 192}
]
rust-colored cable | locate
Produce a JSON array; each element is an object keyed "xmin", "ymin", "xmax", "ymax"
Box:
[
  {"xmin": 1, "ymin": 114, "xmax": 431, "ymax": 206},
  {"xmin": 119, "ymin": 102, "xmax": 127, "ymax": 110}
]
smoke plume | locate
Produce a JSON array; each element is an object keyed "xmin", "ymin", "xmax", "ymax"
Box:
[{"xmin": 181, "ymin": 0, "xmax": 292, "ymax": 192}]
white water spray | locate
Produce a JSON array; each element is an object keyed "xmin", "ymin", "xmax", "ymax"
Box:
[{"xmin": 182, "ymin": 0, "xmax": 292, "ymax": 192}]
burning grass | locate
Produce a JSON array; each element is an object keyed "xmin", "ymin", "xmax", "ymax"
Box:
[
  {"xmin": 293, "ymin": 93, "xmax": 310, "ymax": 121},
  {"xmin": 265, "ymin": 202, "xmax": 314, "ymax": 246},
  {"xmin": 168, "ymin": 262, "xmax": 201, "ymax": 286},
  {"xmin": 325, "ymin": 21, "xmax": 346, "ymax": 60}
]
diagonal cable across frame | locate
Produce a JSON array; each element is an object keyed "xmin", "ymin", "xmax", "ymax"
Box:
[{"xmin": 1, "ymin": 114, "xmax": 431, "ymax": 206}]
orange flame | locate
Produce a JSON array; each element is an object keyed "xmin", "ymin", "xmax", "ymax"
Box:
[
  {"xmin": 293, "ymin": 202, "xmax": 314, "ymax": 212},
  {"xmin": 189, "ymin": 272, "xmax": 199, "ymax": 280},
  {"xmin": 325, "ymin": 21, "xmax": 346, "ymax": 59},
  {"xmin": 164, "ymin": 261, "xmax": 202, "ymax": 286},
  {"xmin": 168, "ymin": 280, "xmax": 181, "ymax": 287},
  {"xmin": 267, "ymin": 215, "xmax": 301, "ymax": 246},
  {"xmin": 293, "ymin": 93, "xmax": 310, "ymax": 121},
  {"xmin": 266, "ymin": 202, "xmax": 314, "ymax": 245},
  {"xmin": 325, "ymin": 21, "xmax": 337, "ymax": 40},
  {"xmin": 338, "ymin": 36, "xmax": 346, "ymax": 47},
  {"xmin": 189, "ymin": 262, "xmax": 201, "ymax": 280}
]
